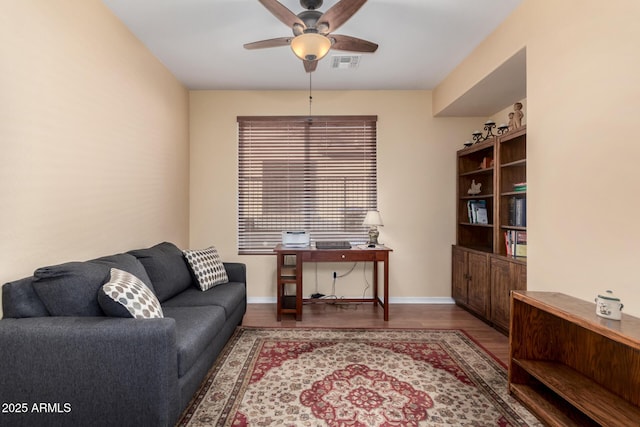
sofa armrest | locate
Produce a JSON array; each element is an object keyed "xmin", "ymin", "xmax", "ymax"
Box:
[
  {"xmin": 0, "ymin": 317, "xmax": 179, "ymax": 427},
  {"xmin": 223, "ymin": 262, "xmax": 246, "ymax": 284}
]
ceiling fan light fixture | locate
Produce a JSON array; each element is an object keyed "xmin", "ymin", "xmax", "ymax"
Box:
[{"xmin": 291, "ymin": 33, "xmax": 331, "ymax": 61}]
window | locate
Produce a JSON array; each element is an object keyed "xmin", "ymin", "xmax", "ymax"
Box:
[{"xmin": 237, "ymin": 115, "xmax": 378, "ymax": 254}]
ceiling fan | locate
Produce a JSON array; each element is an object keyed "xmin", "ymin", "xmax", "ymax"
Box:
[{"xmin": 244, "ymin": 0, "xmax": 378, "ymax": 73}]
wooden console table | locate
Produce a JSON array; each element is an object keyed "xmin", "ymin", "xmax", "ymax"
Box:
[
  {"xmin": 509, "ymin": 291, "xmax": 640, "ymax": 426},
  {"xmin": 273, "ymin": 244, "xmax": 392, "ymax": 321}
]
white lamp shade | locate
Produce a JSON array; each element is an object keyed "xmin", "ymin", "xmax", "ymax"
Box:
[
  {"xmin": 290, "ymin": 33, "xmax": 332, "ymax": 61},
  {"xmin": 363, "ymin": 210, "xmax": 383, "ymax": 226}
]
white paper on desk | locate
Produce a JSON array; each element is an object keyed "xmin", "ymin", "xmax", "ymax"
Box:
[{"xmin": 356, "ymin": 245, "xmax": 378, "ymax": 249}]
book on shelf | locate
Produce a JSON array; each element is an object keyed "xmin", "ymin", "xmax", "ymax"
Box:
[
  {"xmin": 515, "ymin": 231, "xmax": 527, "ymax": 257},
  {"xmin": 466, "ymin": 199, "xmax": 488, "ymax": 224},
  {"xmin": 513, "ymin": 182, "xmax": 527, "ymax": 192},
  {"xmin": 479, "ymin": 156, "xmax": 494, "ymax": 169},
  {"xmin": 508, "ymin": 196, "xmax": 527, "ymax": 227},
  {"xmin": 504, "ymin": 230, "xmax": 527, "ymax": 258},
  {"xmin": 515, "ymin": 197, "xmax": 526, "ymax": 227},
  {"xmin": 475, "ymin": 206, "xmax": 488, "ymax": 224}
]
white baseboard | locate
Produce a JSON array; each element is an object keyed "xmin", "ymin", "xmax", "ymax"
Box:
[
  {"xmin": 247, "ymin": 297, "xmax": 278, "ymax": 304},
  {"xmin": 389, "ymin": 297, "xmax": 455, "ymax": 304},
  {"xmin": 247, "ymin": 297, "xmax": 454, "ymax": 304}
]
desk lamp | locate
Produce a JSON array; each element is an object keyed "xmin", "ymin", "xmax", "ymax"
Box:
[{"xmin": 363, "ymin": 210, "xmax": 383, "ymax": 246}]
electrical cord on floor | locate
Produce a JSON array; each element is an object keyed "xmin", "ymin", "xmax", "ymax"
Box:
[
  {"xmin": 322, "ymin": 263, "xmax": 358, "ymax": 307},
  {"xmin": 361, "ymin": 262, "xmax": 370, "ymax": 300}
]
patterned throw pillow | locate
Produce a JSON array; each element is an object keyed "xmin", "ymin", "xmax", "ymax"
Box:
[
  {"xmin": 182, "ymin": 246, "xmax": 229, "ymax": 291},
  {"xmin": 98, "ymin": 268, "xmax": 163, "ymax": 319}
]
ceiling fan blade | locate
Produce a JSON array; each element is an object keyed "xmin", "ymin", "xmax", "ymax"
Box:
[
  {"xmin": 244, "ymin": 37, "xmax": 292, "ymax": 50},
  {"xmin": 258, "ymin": 0, "xmax": 305, "ymax": 29},
  {"xmin": 330, "ymin": 34, "xmax": 378, "ymax": 53},
  {"xmin": 304, "ymin": 60, "xmax": 318, "ymax": 73},
  {"xmin": 317, "ymin": 0, "xmax": 368, "ymax": 34}
]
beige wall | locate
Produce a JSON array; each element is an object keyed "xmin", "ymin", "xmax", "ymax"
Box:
[
  {"xmin": 436, "ymin": 0, "xmax": 640, "ymax": 316},
  {"xmin": 0, "ymin": 1, "xmax": 190, "ymax": 316},
  {"xmin": 189, "ymin": 90, "xmax": 479, "ymax": 301}
]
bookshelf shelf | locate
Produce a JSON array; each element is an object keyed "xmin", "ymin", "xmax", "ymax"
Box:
[
  {"xmin": 460, "ymin": 167, "xmax": 494, "ymax": 177},
  {"xmin": 501, "ymin": 159, "xmax": 527, "ymax": 168},
  {"xmin": 460, "ymin": 222, "xmax": 494, "ymax": 228},
  {"xmin": 501, "ymin": 225, "xmax": 526, "ymax": 231},
  {"xmin": 454, "ymin": 126, "xmax": 527, "ymax": 333},
  {"xmin": 461, "ymin": 194, "xmax": 493, "ymax": 200}
]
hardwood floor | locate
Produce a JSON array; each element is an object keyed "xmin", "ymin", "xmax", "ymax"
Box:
[{"xmin": 243, "ymin": 303, "xmax": 510, "ymax": 365}]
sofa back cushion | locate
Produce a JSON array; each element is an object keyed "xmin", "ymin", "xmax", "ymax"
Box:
[
  {"xmin": 31, "ymin": 253, "xmax": 153, "ymax": 317},
  {"xmin": 91, "ymin": 253, "xmax": 155, "ymax": 294},
  {"xmin": 128, "ymin": 242, "xmax": 193, "ymax": 303},
  {"xmin": 33, "ymin": 261, "xmax": 111, "ymax": 316}
]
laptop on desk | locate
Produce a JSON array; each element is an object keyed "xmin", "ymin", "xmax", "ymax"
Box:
[{"xmin": 315, "ymin": 241, "xmax": 352, "ymax": 250}]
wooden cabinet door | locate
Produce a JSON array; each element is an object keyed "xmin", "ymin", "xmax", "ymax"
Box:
[
  {"xmin": 490, "ymin": 258, "xmax": 512, "ymax": 330},
  {"xmin": 491, "ymin": 258, "xmax": 527, "ymax": 331},
  {"xmin": 451, "ymin": 246, "xmax": 468, "ymax": 305},
  {"xmin": 466, "ymin": 251, "xmax": 490, "ymax": 318}
]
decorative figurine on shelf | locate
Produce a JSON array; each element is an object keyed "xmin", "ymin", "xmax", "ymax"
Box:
[
  {"xmin": 507, "ymin": 112, "xmax": 515, "ymax": 131},
  {"xmin": 468, "ymin": 179, "xmax": 482, "ymax": 195},
  {"xmin": 511, "ymin": 102, "xmax": 524, "ymax": 130}
]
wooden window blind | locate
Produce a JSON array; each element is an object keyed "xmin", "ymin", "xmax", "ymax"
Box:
[{"xmin": 237, "ymin": 115, "xmax": 378, "ymax": 254}]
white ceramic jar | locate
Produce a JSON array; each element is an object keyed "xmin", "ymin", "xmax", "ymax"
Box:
[{"xmin": 595, "ymin": 290, "xmax": 624, "ymax": 320}]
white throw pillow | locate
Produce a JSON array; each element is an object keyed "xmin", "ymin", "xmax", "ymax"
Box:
[
  {"xmin": 98, "ymin": 268, "xmax": 163, "ymax": 319},
  {"xmin": 183, "ymin": 246, "xmax": 229, "ymax": 291}
]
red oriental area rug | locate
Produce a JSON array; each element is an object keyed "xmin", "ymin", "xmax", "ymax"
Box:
[{"xmin": 177, "ymin": 328, "xmax": 541, "ymax": 426}]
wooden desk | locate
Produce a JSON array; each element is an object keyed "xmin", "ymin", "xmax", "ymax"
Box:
[{"xmin": 273, "ymin": 244, "xmax": 393, "ymax": 321}]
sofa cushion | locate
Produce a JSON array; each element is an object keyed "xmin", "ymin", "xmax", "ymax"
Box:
[
  {"xmin": 161, "ymin": 282, "xmax": 246, "ymax": 320},
  {"xmin": 32, "ymin": 253, "xmax": 153, "ymax": 317},
  {"xmin": 33, "ymin": 261, "xmax": 110, "ymax": 316},
  {"xmin": 2, "ymin": 277, "xmax": 51, "ymax": 318},
  {"xmin": 90, "ymin": 253, "xmax": 155, "ymax": 294},
  {"xmin": 182, "ymin": 246, "xmax": 229, "ymax": 291},
  {"xmin": 161, "ymin": 305, "xmax": 226, "ymax": 377},
  {"xmin": 128, "ymin": 242, "xmax": 193, "ymax": 303},
  {"xmin": 98, "ymin": 269, "xmax": 164, "ymax": 319}
]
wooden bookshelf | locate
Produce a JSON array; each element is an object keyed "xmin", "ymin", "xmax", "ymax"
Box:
[
  {"xmin": 509, "ymin": 291, "xmax": 640, "ymax": 426},
  {"xmin": 453, "ymin": 126, "xmax": 527, "ymax": 332},
  {"xmin": 456, "ymin": 138, "xmax": 495, "ymax": 252},
  {"xmin": 496, "ymin": 126, "xmax": 527, "ymax": 258}
]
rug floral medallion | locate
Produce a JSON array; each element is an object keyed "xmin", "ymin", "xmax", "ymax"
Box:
[{"xmin": 178, "ymin": 328, "xmax": 542, "ymax": 427}]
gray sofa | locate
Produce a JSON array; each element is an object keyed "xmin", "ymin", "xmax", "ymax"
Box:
[{"xmin": 0, "ymin": 242, "xmax": 246, "ymax": 427}]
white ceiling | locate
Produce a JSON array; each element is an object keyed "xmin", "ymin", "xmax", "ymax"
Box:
[{"xmin": 102, "ymin": 0, "xmax": 523, "ymax": 96}]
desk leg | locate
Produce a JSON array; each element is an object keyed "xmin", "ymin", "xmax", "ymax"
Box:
[
  {"xmin": 383, "ymin": 255, "xmax": 389, "ymax": 321},
  {"xmin": 296, "ymin": 256, "xmax": 303, "ymax": 321},
  {"xmin": 373, "ymin": 261, "xmax": 378, "ymax": 306}
]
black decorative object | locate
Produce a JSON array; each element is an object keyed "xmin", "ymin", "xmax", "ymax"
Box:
[
  {"xmin": 472, "ymin": 120, "xmax": 499, "ymax": 143},
  {"xmin": 497, "ymin": 124, "xmax": 509, "ymax": 135},
  {"xmin": 482, "ymin": 120, "xmax": 496, "ymax": 139}
]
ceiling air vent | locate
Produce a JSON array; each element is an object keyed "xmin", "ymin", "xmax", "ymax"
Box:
[{"xmin": 331, "ymin": 55, "xmax": 361, "ymax": 70}]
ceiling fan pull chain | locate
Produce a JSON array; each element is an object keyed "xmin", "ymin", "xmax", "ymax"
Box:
[{"xmin": 309, "ymin": 71, "xmax": 313, "ymax": 116}]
